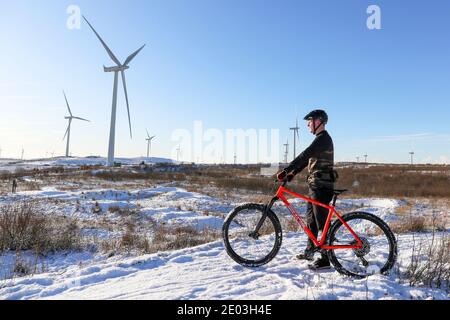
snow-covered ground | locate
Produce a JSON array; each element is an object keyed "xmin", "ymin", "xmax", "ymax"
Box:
[
  {"xmin": 3, "ymin": 185, "xmax": 235, "ymax": 228},
  {"xmin": 0, "ymin": 231, "xmax": 448, "ymax": 300},
  {"xmin": 0, "ymin": 172, "xmax": 448, "ymax": 300},
  {"xmin": 0, "ymin": 156, "xmax": 176, "ymax": 172}
]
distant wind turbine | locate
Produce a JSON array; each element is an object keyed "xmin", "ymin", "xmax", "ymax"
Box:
[
  {"xmin": 409, "ymin": 151, "xmax": 415, "ymax": 165},
  {"xmin": 62, "ymin": 91, "xmax": 90, "ymax": 157},
  {"xmin": 145, "ymin": 129, "xmax": 156, "ymax": 158},
  {"xmin": 83, "ymin": 15, "xmax": 145, "ymax": 166},
  {"xmin": 283, "ymin": 140, "xmax": 289, "ymax": 164},
  {"xmin": 289, "ymin": 117, "xmax": 300, "ymax": 161}
]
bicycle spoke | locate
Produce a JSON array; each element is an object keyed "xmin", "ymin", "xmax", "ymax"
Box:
[
  {"xmin": 224, "ymin": 204, "xmax": 281, "ymax": 266},
  {"xmin": 327, "ymin": 213, "xmax": 397, "ymax": 278}
]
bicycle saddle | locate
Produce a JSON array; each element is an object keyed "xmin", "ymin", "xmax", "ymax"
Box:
[{"xmin": 333, "ymin": 189, "xmax": 348, "ymax": 195}]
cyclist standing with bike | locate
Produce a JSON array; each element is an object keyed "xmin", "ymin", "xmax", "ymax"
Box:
[{"xmin": 277, "ymin": 109, "xmax": 337, "ymax": 270}]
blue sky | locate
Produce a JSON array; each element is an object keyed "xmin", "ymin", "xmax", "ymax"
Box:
[{"xmin": 0, "ymin": 0, "xmax": 449, "ymax": 164}]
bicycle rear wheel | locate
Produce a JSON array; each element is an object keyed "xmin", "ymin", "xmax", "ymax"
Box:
[
  {"xmin": 327, "ymin": 211, "xmax": 398, "ymax": 278},
  {"xmin": 222, "ymin": 203, "xmax": 282, "ymax": 267}
]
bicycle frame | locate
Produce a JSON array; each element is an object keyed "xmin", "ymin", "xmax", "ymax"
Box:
[{"xmin": 268, "ymin": 184, "xmax": 363, "ymax": 250}]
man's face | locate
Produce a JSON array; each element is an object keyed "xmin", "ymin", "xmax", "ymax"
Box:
[{"xmin": 307, "ymin": 118, "xmax": 322, "ymax": 134}]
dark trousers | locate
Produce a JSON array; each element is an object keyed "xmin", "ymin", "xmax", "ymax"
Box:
[{"xmin": 305, "ymin": 187, "xmax": 334, "ymax": 259}]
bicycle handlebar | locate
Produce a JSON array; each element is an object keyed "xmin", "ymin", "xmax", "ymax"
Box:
[{"xmin": 274, "ymin": 178, "xmax": 289, "ymax": 187}]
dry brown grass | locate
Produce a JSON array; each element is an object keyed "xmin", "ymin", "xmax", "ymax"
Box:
[
  {"xmin": 107, "ymin": 205, "xmax": 139, "ymax": 216},
  {"xmin": 336, "ymin": 164, "xmax": 450, "ymax": 198},
  {"xmin": 93, "ymin": 221, "xmax": 221, "ymax": 256},
  {"xmin": 405, "ymin": 234, "xmax": 449, "ymax": 290},
  {"xmin": 85, "ymin": 163, "xmax": 449, "ymax": 199},
  {"xmin": 119, "ymin": 221, "xmax": 151, "ymax": 253},
  {"xmin": 281, "ymin": 216, "xmax": 301, "ymax": 232},
  {"xmin": 391, "ymin": 216, "xmax": 427, "ymax": 234},
  {"xmin": 395, "ymin": 202, "xmax": 414, "ymax": 215},
  {"xmin": 0, "ymin": 201, "xmax": 81, "ymax": 255},
  {"xmin": 151, "ymin": 224, "xmax": 220, "ymax": 252}
]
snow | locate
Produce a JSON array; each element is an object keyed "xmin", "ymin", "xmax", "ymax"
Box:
[
  {"xmin": 3, "ymin": 186, "xmax": 234, "ymax": 227},
  {"xmin": 0, "ymin": 173, "xmax": 448, "ymax": 300},
  {"xmin": 0, "ymin": 232, "xmax": 448, "ymax": 300},
  {"xmin": 0, "ymin": 156, "xmax": 176, "ymax": 172}
]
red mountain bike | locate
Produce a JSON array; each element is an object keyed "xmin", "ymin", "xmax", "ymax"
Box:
[{"xmin": 222, "ymin": 178, "xmax": 398, "ymax": 278}]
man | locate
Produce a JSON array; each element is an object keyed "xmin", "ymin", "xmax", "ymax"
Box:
[{"xmin": 277, "ymin": 109, "xmax": 336, "ymax": 270}]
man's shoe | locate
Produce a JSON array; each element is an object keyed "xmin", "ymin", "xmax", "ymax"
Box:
[
  {"xmin": 308, "ymin": 257, "xmax": 331, "ymax": 270},
  {"xmin": 295, "ymin": 250, "xmax": 315, "ymax": 261}
]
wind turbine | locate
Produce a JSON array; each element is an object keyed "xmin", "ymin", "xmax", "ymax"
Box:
[
  {"xmin": 409, "ymin": 151, "xmax": 415, "ymax": 165},
  {"xmin": 83, "ymin": 16, "xmax": 145, "ymax": 166},
  {"xmin": 289, "ymin": 117, "xmax": 300, "ymax": 161},
  {"xmin": 62, "ymin": 91, "xmax": 90, "ymax": 157},
  {"xmin": 145, "ymin": 129, "xmax": 156, "ymax": 158},
  {"xmin": 283, "ymin": 140, "xmax": 289, "ymax": 164}
]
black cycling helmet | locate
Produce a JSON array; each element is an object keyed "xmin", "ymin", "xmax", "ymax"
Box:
[{"xmin": 303, "ymin": 109, "xmax": 328, "ymax": 124}]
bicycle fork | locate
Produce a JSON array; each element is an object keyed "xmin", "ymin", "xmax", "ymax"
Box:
[{"xmin": 248, "ymin": 196, "xmax": 278, "ymax": 240}]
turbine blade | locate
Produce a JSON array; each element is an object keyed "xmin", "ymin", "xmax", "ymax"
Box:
[
  {"xmin": 83, "ymin": 15, "xmax": 121, "ymax": 66},
  {"xmin": 146, "ymin": 129, "xmax": 150, "ymax": 138},
  {"xmin": 121, "ymin": 70, "xmax": 132, "ymax": 138},
  {"xmin": 151, "ymin": 135, "xmax": 156, "ymax": 140},
  {"xmin": 123, "ymin": 44, "xmax": 146, "ymax": 66},
  {"xmin": 72, "ymin": 116, "xmax": 90, "ymax": 122},
  {"xmin": 63, "ymin": 91, "xmax": 72, "ymax": 116}
]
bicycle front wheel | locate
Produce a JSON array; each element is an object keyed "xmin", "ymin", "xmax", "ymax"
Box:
[
  {"xmin": 222, "ymin": 203, "xmax": 282, "ymax": 267},
  {"xmin": 327, "ymin": 211, "xmax": 398, "ymax": 278}
]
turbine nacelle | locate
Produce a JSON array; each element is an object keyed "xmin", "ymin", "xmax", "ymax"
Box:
[{"xmin": 103, "ymin": 65, "xmax": 130, "ymax": 73}]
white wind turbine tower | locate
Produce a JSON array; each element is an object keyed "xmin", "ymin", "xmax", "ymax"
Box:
[
  {"xmin": 63, "ymin": 91, "xmax": 90, "ymax": 157},
  {"xmin": 145, "ymin": 129, "xmax": 156, "ymax": 158},
  {"xmin": 283, "ymin": 140, "xmax": 289, "ymax": 164},
  {"xmin": 83, "ymin": 16, "xmax": 145, "ymax": 166},
  {"xmin": 289, "ymin": 117, "xmax": 300, "ymax": 161}
]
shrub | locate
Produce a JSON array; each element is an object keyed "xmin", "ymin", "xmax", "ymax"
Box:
[
  {"xmin": 391, "ymin": 216, "xmax": 427, "ymax": 234},
  {"xmin": 151, "ymin": 224, "xmax": 220, "ymax": 252},
  {"xmin": 404, "ymin": 234, "xmax": 449, "ymax": 290},
  {"xmin": 0, "ymin": 201, "xmax": 81, "ymax": 255}
]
